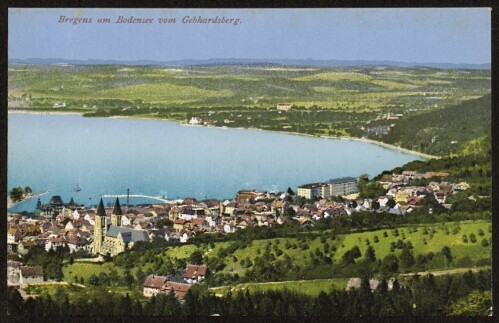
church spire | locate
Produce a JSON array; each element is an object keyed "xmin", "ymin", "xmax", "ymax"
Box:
[
  {"xmin": 97, "ymin": 198, "xmax": 106, "ymax": 217},
  {"xmin": 112, "ymin": 197, "xmax": 123, "ymax": 215}
]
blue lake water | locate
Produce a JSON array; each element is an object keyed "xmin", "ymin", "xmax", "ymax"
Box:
[{"xmin": 8, "ymin": 113, "xmax": 424, "ymax": 212}]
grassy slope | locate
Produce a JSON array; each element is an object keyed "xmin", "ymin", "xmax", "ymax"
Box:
[
  {"xmin": 62, "ymin": 262, "xmax": 123, "ymax": 283},
  {"xmin": 210, "ymin": 278, "xmax": 349, "ymax": 297},
  {"xmin": 107, "ymin": 220, "xmax": 490, "ymax": 279}
]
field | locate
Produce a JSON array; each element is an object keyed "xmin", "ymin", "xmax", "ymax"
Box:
[
  {"xmin": 332, "ymin": 221, "xmax": 491, "ymax": 263},
  {"xmin": 8, "ymin": 65, "xmax": 489, "ymax": 110},
  {"xmin": 62, "ymin": 262, "xmax": 123, "ymax": 283},
  {"xmin": 25, "ymin": 283, "xmax": 144, "ymax": 303},
  {"xmin": 210, "ymin": 278, "xmax": 349, "ymax": 297}
]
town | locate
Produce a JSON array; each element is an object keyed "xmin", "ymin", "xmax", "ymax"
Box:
[{"xmin": 7, "ymin": 169, "xmax": 471, "ymax": 300}]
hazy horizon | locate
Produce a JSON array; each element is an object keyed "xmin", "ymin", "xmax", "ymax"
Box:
[{"xmin": 9, "ymin": 8, "xmax": 491, "ymax": 65}]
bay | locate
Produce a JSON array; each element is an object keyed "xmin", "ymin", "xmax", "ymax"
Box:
[{"xmin": 8, "ymin": 113, "xmax": 424, "ymax": 212}]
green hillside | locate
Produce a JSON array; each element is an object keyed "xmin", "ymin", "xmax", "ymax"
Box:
[
  {"xmin": 94, "ymin": 220, "xmax": 491, "ymax": 288},
  {"xmin": 381, "ymin": 94, "xmax": 491, "ymax": 156}
]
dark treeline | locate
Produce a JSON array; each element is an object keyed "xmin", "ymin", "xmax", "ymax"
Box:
[{"xmin": 8, "ymin": 269, "xmax": 491, "ymax": 317}]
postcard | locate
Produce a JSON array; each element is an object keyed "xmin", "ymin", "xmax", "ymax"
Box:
[{"xmin": 6, "ymin": 7, "xmax": 492, "ymax": 317}]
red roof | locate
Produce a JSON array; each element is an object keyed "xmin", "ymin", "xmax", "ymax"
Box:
[
  {"xmin": 143, "ymin": 274, "xmax": 168, "ymax": 289},
  {"xmin": 191, "ymin": 218, "xmax": 206, "ymax": 226},
  {"xmin": 20, "ymin": 266, "xmax": 43, "ymax": 277},
  {"xmin": 184, "ymin": 264, "xmax": 208, "ymax": 279},
  {"xmin": 161, "ymin": 281, "xmax": 191, "ymax": 301}
]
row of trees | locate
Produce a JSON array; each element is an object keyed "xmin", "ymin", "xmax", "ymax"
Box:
[
  {"xmin": 8, "ymin": 269, "xmax": 491, "ymax": 316},
  {"xmin": 9, "ymin": 186, "xmax": 32, "ymax": 203}
]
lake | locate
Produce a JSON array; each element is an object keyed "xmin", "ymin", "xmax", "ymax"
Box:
[{"xmin": 8, "ymin": 113, "xmax": 424, "ymax": 212}]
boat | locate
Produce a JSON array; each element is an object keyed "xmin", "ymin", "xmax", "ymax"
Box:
[{"xmin": 74, "ymin": 183, "xmax": 82, "ymax": 192}]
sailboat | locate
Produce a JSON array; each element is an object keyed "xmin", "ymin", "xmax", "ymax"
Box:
[{"xmin": 74, "ymin": 183, "xmax": 82, "ymax": 192}]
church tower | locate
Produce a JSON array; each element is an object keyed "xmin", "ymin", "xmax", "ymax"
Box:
[
  {"xmin": 93, "ymin": 198, "xmax": 107, "ymax": 254},
  {"xmin": 111, "ymin": 197, "xmax": 123, "ymax": 226}
]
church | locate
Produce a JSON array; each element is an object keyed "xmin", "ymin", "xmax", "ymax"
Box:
[{"xmin": 92, "ymin": 197, "xmax": 149, "ymax": 256}]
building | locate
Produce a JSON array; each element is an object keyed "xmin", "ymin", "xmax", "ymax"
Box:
[
  {"xmin": 93, "ymin": 198, "xmax": 149, "ymax": 256},
  {"xmin": 189, "ymin": 117, "xmax": 202, "ymax": 125},
  {"xmin": 183, "ymin": 264, "xmax": 208, "ymax": 284},
  {"xmin": 37, "ymin": 195, "xmax": 83, "ymax": 218},
  {"xmin": 297, "ymin": 183, "xmax": 329, "ymax": 200},
  {"xmin": 19, "ymin": 266, "xmax": 44, "ymax": 285},
  {"xmin": 328, "ymin": 177, "xmax": 359, "ymax": 196},
  {"xmin": 277, "ymin": 103, "xmax": 292, "ymax": 111},
  {"xmin": 7, "ymin": 260, "xmax": 22, "ymax": 285},
  {"xmin": 143, "ymin": 274, "xmax": 192, "ymax": 301},
  {"xmin": 143, "ymin": 275, "xmax": 169, "ymax": 297},
  {"xmin": 161, "ymin": 281, "xmax": 191, "ymax": 301}
]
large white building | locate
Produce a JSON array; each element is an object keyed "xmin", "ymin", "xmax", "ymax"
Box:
[
  {"xmin": 297, "ymin": 183, "xmax": 330, "ymax": 199},
  {"xmin": 328, "ymin": 177, "xmax": 359, "ymax": 196}
]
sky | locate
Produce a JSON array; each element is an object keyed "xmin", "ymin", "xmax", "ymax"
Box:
[{"xmin": 8, "ymin": 8, "xmax": 491, "ymax": 64}]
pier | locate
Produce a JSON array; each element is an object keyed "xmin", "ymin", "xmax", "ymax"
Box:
[{"xmin": 100, "ymin": 194, "xmax": 172, "ymax": 203}]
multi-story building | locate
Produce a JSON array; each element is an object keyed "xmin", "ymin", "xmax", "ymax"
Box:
[
  {"xmin": 297, "ymin": 183, "xmax": 330, "ymax": 199},
  {"xmin": 328, "ymin": 177, "xmax": 359, "ymax": 196}
]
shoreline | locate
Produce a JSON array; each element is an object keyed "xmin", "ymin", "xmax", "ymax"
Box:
[
  {"xmin": 7, "ymin": 190, "xmax": 49, "ymax": 209},
  {"xmin": 9, "ymin": 109, "xmax": 440, "ymax": 159}
]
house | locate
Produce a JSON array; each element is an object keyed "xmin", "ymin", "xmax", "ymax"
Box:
[
  {"xmin": 66, "ymin": 236, "xmax": 90, "ymax": 253},
  {"xmin": 172, "ymin": 219, "xmax": 186, "ymax": 231},
  {"xmin": 161, "ymin": 281, "xmax": 192, "ymax": 301},
  {"xmin": 7, "ymin": 227, "xmax": 22, "ymax": 244},
  {"xmin": 143, "ymin": 274, "xmax": 168, "ymax": 297},
  {"xmin": 18, "ymin": 240, "xmax": 37, "ymax": 255},
  {"xmin": 223, "ymin": 223, "xmax": 236, "ymax": 233},
  {"xmin": 143, "ymin": 274, "xmax": 192, "ymax": 301},
  {"xmin": 45, "ymin": 236, "xmax": 66, "ymax": 252},
  {"xmin": 179, "ymin": 230, "xmax": 192, "ymax": 243},
  {"xmin": 377, "ymin": 196, "xmax": 390, "ymax": 207},
  {"xmin": 19, "ymin": 266, "xmax": 44, "ymax": 285},
  {"xmin": 189, "ymin": 117, "xmax": 202, "ymax": 125},
  {"xmin": 183, "ymin": 264, "xmax": 208, "ymax": 284},
  {"xmin": 298, "ymin": 218, "xmax": 315, "ymax": 229},
  {"xmin": 277, "ymin": 103, "xmax": 292, "ymax": 111},
  {"xmin": 7, "ymin": 260, "xmax": 22, "ymax": 285}
]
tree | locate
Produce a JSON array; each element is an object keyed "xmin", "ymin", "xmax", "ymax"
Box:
[
  {"xmin": 446, "ymin": 290, "xmax": 492, "ymax": 316},
  {"xmin": 359, "ymin": 182, "xmax": 386, "ymax": 199},
  {"xmin": 287, "ymin": 187, "xmax": 295, "ymax": 196},
  {"xmin": 399, "ymin": 247, "xmax": 415, "ymax": 270},
  {"xmin": 9, "ymin": 187, "xmax": 24, "ymax": 202},
  {"xmin": 381, "ymin": 254, "xmax": 399, "ymax": 273},
  {"xmin": 24, "ymin": 186, "xmax": 33, "ymax": 194},
  {"xmin": 189, "ymin": 250, "xmax": 204, "ymax": 265},
  {"xmin": 135, "ymin": 267, "xmax": 146, "ymax": 285},
  {"xmin": 7, "ymin": 287, "xmax": 23, "ymax": 315},
  {"xmin": 365, "ymin": 246, "xmax": 376, "ymax": 263},
  {"xmin": 88, "ymin": 274, "xmax": 99, "ymax": 286},
  {"xmin": 441, "ymin": 246, "xmax": 453, "ymax": 264}
]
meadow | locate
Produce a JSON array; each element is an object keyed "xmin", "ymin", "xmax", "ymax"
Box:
[
  {"xmin": 8, "ymin": 65, "xmax": 489, "ymax": 111},
  {"xmin": 60, "ymin": 219, "xmax": 491, "ymax": 291},
  {"xmin": 210, "ymin": 278, "xmax": 349, "ymax": 297}
]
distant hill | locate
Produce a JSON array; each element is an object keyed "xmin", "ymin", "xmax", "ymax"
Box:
[
  {"xmin": 8, "ymin": 58, "xmax": 491, "ymax": 70},
  {"xmin": 381, "ymin": 94, "xmax": 491, "ymax": 156}
]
